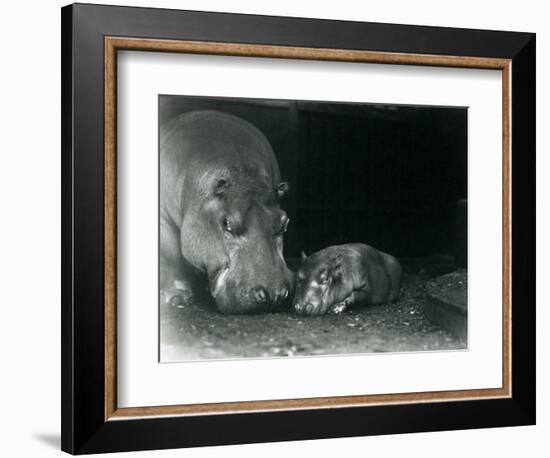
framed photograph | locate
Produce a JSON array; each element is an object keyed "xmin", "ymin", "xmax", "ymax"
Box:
[{"xmin": 61, "ymin": 3, "xmax": 535, "ymax": 454}]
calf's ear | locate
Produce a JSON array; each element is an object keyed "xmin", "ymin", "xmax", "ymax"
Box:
[
  {"xmin": 332, "ymin": 255, "xmax": 343, "ymax": 278},
  {"xmin": 301, "ymin": 251, "xmax": 308, "ymax": 262}
]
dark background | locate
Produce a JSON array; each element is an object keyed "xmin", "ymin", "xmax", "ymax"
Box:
[{"xmin": 160, "ymin": 95, "xmax": 467, "ymax": 260}]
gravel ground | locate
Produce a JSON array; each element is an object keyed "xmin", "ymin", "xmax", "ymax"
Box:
[{"xmin": 160, "ymin": 258, "xmax": 467, "ymax": 362}]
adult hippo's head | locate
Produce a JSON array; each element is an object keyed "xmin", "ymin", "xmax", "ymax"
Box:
[
  {"xmin": 203, "ymin": 175, "xmax": 294, "ymax": 314},
  {"xmin": 162, "ymin": 110, "xmax": 294, "ymax": 314}
]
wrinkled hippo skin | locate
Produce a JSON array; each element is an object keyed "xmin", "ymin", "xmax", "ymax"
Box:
[
  {"xmin": 293, "ymin": 243, "xmax": 402, "ymax": 316},
  {"xmin": 160, "ymin": 110, "xmax": 293, "ymax": 314}
]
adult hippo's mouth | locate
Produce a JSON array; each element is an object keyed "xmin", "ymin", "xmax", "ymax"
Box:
[{"xmin": 210, "ymin": 263, "xmax": 230, "ymax": 299}]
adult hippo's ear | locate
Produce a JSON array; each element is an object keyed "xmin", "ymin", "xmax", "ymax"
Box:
[
  {"xmin": 213, "ymin": 178, "xmax": 229, "ymax": 197},
  {"xmin": 301, "ymin": 251, "xmax": 308, "ymax": 262},
  {"xmin": 277, "ymin": 181, "xmax": 290, "ymax": 199}
]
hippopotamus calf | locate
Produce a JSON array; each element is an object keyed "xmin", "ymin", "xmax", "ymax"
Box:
[
  {"xmin": 160, "ymin": 110, "xmax": 294, "ymax": 314},
  {"xmin": 293, "ymin": 244, "xmax": 401, "ymax": 316}
]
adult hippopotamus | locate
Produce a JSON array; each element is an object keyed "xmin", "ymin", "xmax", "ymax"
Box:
[
  {"xmin": 293, "ymin": 243, "xmax": 402, "ymax": 316},
  {"xmin": 160, "ymin": 110, "xmax": 294, "ymax": 314}
]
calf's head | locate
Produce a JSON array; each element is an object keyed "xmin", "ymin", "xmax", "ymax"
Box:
[{"xmin": 293, "ymin": 251, "xmax": 349, "ymax": 315}]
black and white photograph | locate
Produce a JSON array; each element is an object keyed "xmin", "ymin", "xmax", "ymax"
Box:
[{"xmin": 159, "ymin": 94, "xmax": 468, "ymax": 362}]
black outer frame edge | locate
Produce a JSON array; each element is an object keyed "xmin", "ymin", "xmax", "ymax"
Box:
[
  {"xmin": 61, "ymin": 4, "xmax": 75, "ymax": 455},
  {"xmin": 510, "ymin": 35, "xmax": 536, "ymax": 423},
  {"xmin": 61, "ymin": 3, "xmax": 536, "ymax": 454},
  {"xmin": 79, "ymin": 398, "xmax": 531, "ymax": 455},
  {"xmin": 70, "ymin": 2, "xmax": 534, "ymax": 57}
]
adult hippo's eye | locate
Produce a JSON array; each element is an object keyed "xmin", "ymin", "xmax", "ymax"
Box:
[
  {"xmin": 221, "ymin": 215, "xmax": 242, "ymax": 237},
  {"xmin": 222, "ymin": 217, "xmax": 232, "ymax": 234}
]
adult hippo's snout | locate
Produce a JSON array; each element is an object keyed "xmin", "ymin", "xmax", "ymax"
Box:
[
  {"xmin": 237, "ymin": 285, "xmax": 288, "ymax": 312},
  {"xmin": 249, "ymin": 284, "xmax": 290, "ymax": 309},
  {"xmin": 210, "ymin": 266, "xmax": 293, "ymax": 314},
  {"xmin": 160, "ymin": 110, "xmax": 294, "ymax": 314}
]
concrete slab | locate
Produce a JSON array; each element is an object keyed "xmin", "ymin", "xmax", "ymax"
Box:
[{"xmin": 425, "ymin": 270, "xmax": 467, "ymax": 341}]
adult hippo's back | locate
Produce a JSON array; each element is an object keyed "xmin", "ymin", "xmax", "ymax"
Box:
[{"xmin": 160, "ymin": 110, "xmax": 293, "ymax": 314}]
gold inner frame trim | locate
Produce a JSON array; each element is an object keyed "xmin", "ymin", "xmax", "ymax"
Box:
[{"xmin": 104, "ymin": 36, "xmax": 512, "ymax": 421}]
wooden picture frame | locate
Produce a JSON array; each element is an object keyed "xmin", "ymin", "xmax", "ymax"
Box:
[{"xmin": 61, "ymin": 3, "xmax": 535, "ymax": 454}]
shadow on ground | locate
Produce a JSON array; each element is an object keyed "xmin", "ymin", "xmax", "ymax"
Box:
[
  {"xmin": 160, "ymin": 257, "xmax": 467, "ymax": 361},
  {"xmin": 33, "ymin": 433, "xmax": 60, "ymax": 449}
]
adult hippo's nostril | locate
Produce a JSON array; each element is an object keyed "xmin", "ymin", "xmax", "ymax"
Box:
[
  {"xmin": 251, "ymin": 285, "xmax": 269, "ymax": 304},
  {"xmin": 274, "ymin": 287, "xmax": 289, "ymax": 303}
]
